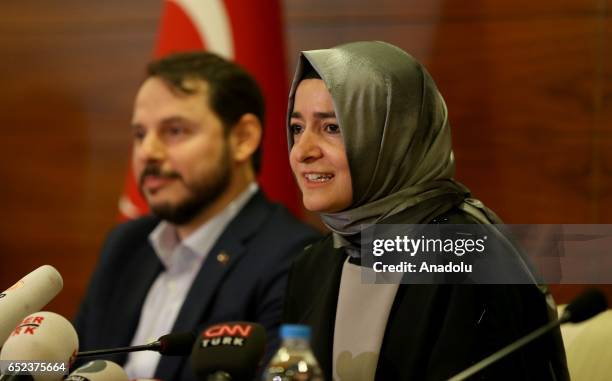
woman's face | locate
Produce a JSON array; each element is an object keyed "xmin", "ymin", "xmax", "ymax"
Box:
[{"xmin": 289, "ymin": 79, "xmax": 353, "ymax": 213}]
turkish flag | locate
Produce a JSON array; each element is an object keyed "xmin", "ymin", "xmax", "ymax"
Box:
[{"xmin": 118, "ymin": 0, "xmax": 300, "ymax": 219}]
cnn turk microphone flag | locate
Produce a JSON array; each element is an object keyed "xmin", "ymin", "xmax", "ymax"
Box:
[{"xmin": 119, "ymin": 0, "xmax": 299, "ymax": 219}]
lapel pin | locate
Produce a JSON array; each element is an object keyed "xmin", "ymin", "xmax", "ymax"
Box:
[{"xmin": 216, "ymin": 251, "xmax": 230, "ymax": 265}]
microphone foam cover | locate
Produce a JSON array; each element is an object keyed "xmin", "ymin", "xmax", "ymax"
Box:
[
  {"xmin": 191, "ymin": 321, "xmax": 266, "ymax": 381},
  {"xmin": 564, "ymin": 289, "xmax": 608, "ymax": 323},
  {"xmin": 0, "ymin": 265, "xmax": 63, "ymax": 344},
  {"xmin": 0, "ymin": 311, "xmax": 78, "ymax": 381},
  {"xmin": 158, "ymin": 332, "xmax": 196, "ymax": 356},
  {"xmin": 65, "ymin": 360, "xmax": 128, "ymax": 381}
]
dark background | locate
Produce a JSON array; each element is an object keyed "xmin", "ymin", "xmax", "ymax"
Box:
[{"xmin": 0, "ymin": 0, "xmax": 610, "ymax": 318}]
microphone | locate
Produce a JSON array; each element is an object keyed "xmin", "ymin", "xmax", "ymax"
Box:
[
  {"xmin": 76, "ymin": 332, "xmax": 195, "ymax": 358},
  {"xmin": 190, "ymin": 322, "xmax": 266, "ymax": 381},
  {"xmin": 0, "ymin": 266, "xmax": 63, "ymax": 346},
  {"xmin": 559, "ymin": 288, "xmax": 607, "ymax": 324},
  {"xmin": 449, "ymin": 289, "xmax": 608, "ymax": 381},
  {"xmin": 64, "ymin": 360, "xmax": 128, "ymax": 381},
  {"xmin": 0, "ymin": 311, "xmax": 78, "ymax": 381}
]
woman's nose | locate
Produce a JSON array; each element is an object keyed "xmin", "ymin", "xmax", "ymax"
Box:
[{"xmin": 292, "ymin": 129, "xmax": 323, "ymax": 163}]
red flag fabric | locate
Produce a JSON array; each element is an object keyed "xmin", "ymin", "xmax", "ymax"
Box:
[{"xmin": 118, "ymin": 0, "xmax": 300, "ymax": 219}]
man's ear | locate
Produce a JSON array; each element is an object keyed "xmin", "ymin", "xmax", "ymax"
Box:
[{"xmin": 228, "ymin": 113, "xmax": 262, "ymax": 163}]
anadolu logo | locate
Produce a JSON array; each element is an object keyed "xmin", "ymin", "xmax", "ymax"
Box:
[
  {"xmin": 200, "ymin": 324, "xmax": 253, "ymax": 348},
  {"xmin": 11, "ymin": 315, "xmax": 45, "ymax": 336}
]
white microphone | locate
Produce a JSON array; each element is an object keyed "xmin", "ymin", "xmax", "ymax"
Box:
[
  {"xmin": 0, "ymin": 311, "xmax": 78, "ymax": 381},
  {"xmin": 64, "ymin": 360, "xmax": 128, "ymax": 381},
  {"xmin": 0, "ymin": 266, "xmax": 63, "ymax": 346}
]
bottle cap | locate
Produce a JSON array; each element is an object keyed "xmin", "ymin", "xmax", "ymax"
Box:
[{"xmin": 280, "ymin": 324, "xmax": 311, "ymax": 339}]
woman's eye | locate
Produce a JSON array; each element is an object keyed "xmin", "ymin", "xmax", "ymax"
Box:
[
  {"xmin": 168, "ymin": 127, "xmax": 184, "ymax": 136},
  {"xmin": 289, "ymin": 124, "xmax": 304, "ymax": 135},
  {"xmin": 325, "ymin": 124, "xmax": 341, "ymax": 134}
]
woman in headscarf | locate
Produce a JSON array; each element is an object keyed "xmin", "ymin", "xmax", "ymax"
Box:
[{"xmin": 283, "ymin": 41, "xmax": 568, "ymax": 381}]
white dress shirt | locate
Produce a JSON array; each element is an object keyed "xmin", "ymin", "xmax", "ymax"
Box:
[{"xmin": 124, "ymin": 183, "xmax": 258, "ymax": 379}]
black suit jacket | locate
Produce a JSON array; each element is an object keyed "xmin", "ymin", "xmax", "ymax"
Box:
[
  {"xmin": 75, "ymin": 191, "xmax": 319, "ymax": 381},
  {"xmin": 283, "ymin": 210, "xmax": 569, "ymax": 381}
]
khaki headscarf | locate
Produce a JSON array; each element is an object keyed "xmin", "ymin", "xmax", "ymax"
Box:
[{"xmin": 287, "ymin": 41, "xmax": 499, "ymax": 255}]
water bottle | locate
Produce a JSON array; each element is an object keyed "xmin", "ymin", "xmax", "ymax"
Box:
[{"xmin": 262, "ymin": 324, "xmax": 324, "ymax": 381}]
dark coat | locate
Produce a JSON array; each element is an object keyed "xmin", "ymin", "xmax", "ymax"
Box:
[
  {"xmin": 75, "ymin": 191, "xmax": 320, "ymax": 381},
  {"xmin": 283, "ymin": 209, "xmax": 569, "ymax": 381}
]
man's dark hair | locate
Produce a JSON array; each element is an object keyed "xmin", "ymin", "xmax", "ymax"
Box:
[{"xmin": 147, "ymin": 51, "xmax": 265, "ymax": 173}]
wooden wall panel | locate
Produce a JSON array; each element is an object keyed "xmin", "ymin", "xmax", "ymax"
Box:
[
  {"xmin": 550, "ymin": 13, "xmax": 612, "ymax": 304},
  {"xmin": 286, "ymin": 0, "xmax": 601, "ymax": 20},
  {"xmin": 598, "ymin": 14, "xmax": 612, "ymax": 221},
  {"xmin": 0, "ymin": 1, "xmax": 162, "ymax": 317},
  {"xmin": 430, "ymin": 17, "xmax": 601, "ymax": 224}
]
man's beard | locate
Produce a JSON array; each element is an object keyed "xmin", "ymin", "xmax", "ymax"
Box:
[{"xmin": 139, "ymin": 147, "xmax": 232, "ymax": 225}]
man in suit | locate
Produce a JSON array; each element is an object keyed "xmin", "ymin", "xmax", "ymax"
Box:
[{"xmin": 75, "ymin": 52, "xmax": 319, "ymax": 381}]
